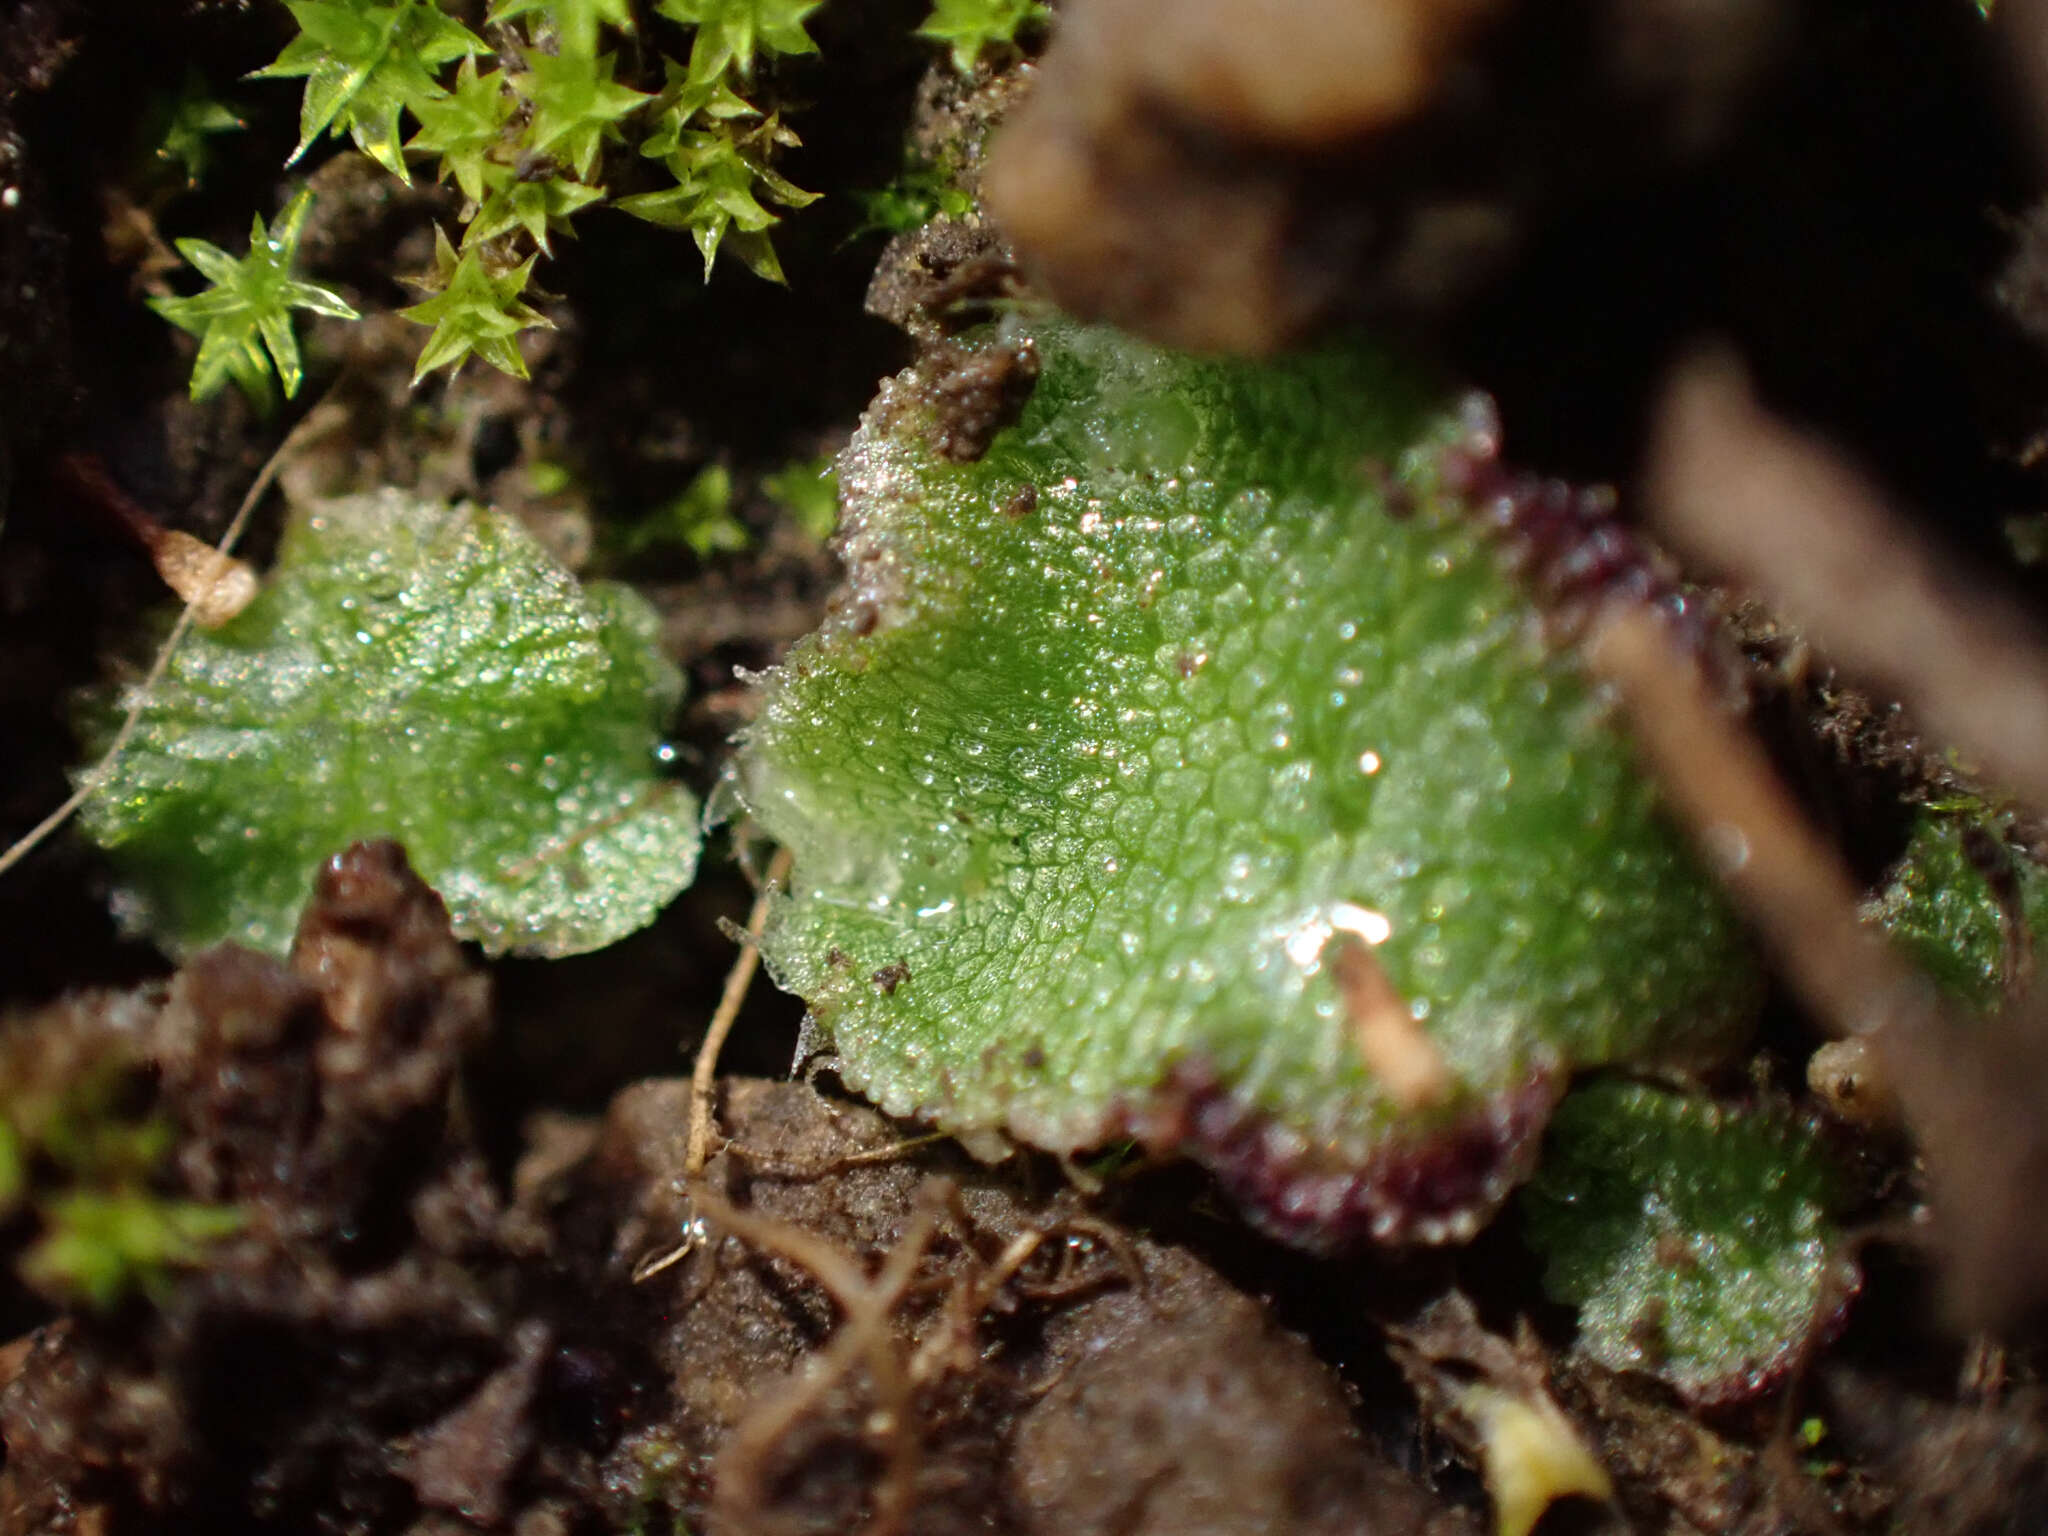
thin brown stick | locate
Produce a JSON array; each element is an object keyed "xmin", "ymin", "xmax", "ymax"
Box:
[
  {"xmin": 727, "ymin": 1130, "xmax": 950, "ymax": 1181},
  {"xmin": 693, "ymin": 1182, "xmax": 893, "ymax": 1313},
  {"xmin": 0, "ymin": 395, "xmax": 346, "ymax": 882},
  {"xmin": 1585, "ymin": 605, "xmax": 1924, "ymax": 1040},
  {"xmin": 701, "ymin": 1179, "xmax": 1137, "ymax": 1530},
  {"xmin": 1587, "ymin": 600, "xmax": 2048, "ymax": 1328},
  {"xmin": 698, "ymin": 1181, "xmax": 940, "ymax": 1536},
  {"xmin": 907, "ymin": 1229, "xmax": 1046, "ymax": 1386},
  {"xmin": 1016, "ymin": 1214, "xmax": 1150, "ymax": 1306},
  {"xmin": 1648, "ymin": 350, "xmax": 2048, "ymax": 816},
  {"xmin": 685, "ymin": 844, "xmax": 794, "ymax": 1180},
  {"xmin": 629, "ymin": 1232, "xmax": 701, "ymax": 1285}
]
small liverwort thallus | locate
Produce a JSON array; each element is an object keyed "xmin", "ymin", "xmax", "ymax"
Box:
[{"xmin": 77, "ymin": 490, "xmax": 698, "ymax": 960}]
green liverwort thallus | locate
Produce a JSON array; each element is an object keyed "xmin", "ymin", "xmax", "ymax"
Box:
[
  {"xmin": 78, "ymin": 491, "xmax": 698, "ymax": 960},
  {"xmin": 732, "ymin": 316, "xmax": 1760, "ymax": 1249},
  {"xmin": 1521, "ymin": 1080, "xmax": 1850, "ymax": 1403}
]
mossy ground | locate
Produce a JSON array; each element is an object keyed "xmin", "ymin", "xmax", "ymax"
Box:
[{"xmin": 3, "ymin": 2, "xmax": 2048, "ymax": 1533}]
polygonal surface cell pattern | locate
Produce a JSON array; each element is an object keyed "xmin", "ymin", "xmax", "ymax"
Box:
[
  {"xmin": 80, "ymin": 492, "xmax": 697, "ymax": 958},
  {"xmin": 736, "ymin": 317, "xmax": 1753, "ymax": 1219}
]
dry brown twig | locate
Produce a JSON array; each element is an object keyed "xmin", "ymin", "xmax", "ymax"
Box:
[
  {"xmin": 1584, "ymin": 606, "xmax": 1926, "ymax": 1040},
  {"xmin": 1587, "ymin": 596, "xmax": 2048, "ymax": 1329},
  {"xmin": 696, "ymin": 1173, "xmax": 1145, "ymax": 1533},
  {"xmin": 1649, "ymin": 350, "xmax": 2048, "ymax": 816},
  {"xmin": 904, "ymin": 1196, "xmax": 1145, "ymax": 1384},
  {"xmin": 727, "ymin": 1130, "xmax": 952, "ymax": 1182},
  {"xmin": 906, "ymin": 1225, "xmax": 1049, "ymax": 1388},
  {"xmin": 629, "ymin": 843, "xmax": 797, "ymax": 1284},
  {"xmin": 1012, "ymin": 1213, "xmax": 1149, "ymax": 1305},
  {"xmin": 696, "ymin": 1179, "xmax": 943, "ymax": 1536},
  {"xmin": 1613, "ymin": 355, "xmax": 2048, "ymax": 1326}
]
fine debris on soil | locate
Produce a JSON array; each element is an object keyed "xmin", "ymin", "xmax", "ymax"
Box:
[{"xmin": 0, "ymin": 839, "xmax": 1485, "ymax": 1536}]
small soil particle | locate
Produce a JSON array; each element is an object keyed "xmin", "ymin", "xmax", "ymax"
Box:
[{"xmin": 923, "ymin": 336, "xmax": 1040, "ymax": 463}]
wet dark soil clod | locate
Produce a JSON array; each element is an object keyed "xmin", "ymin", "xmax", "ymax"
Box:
[{"xmin": 0, "ymin": 844, "xmax": 1478, "ymax": 1535}]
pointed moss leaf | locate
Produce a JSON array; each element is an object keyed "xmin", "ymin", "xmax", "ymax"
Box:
[
  {"xmin": 491, "ymin": 0, "xmax": 635, "ymax": 57},
  {"xmin": 76, "ymin": 491, "xmax": 699, "ymax": 959},
  {"xmin": 151, "ymin": 72, "xmax": 247, "ymax": 190},
  {"xmin": 405, "ymin": 56, "xmax": 514, "ymax": 203},
  {"xmin": 511, "ymin": 48, "xmax": 650, "ymax": 181},
  {"xmin": 253, "ymin": 0, "xmax": 484, "ymax": 180},
  {"xmin": 468, "ymin": 166, "xmax": 607, "ymax": 254},
  {"xmin": 656, "ymin": 0, "xmax": 822, "ymax": 83},
  {"xmin": 642, "ymin": 58, "xmax": 762, "ymax": 152},
  {"xmin": 917, "ymin": 0, "xmax": 1050, "ymax": 74},
  {"xmin": 1521, "ymin": 1080, "xmax": 1852, "ymax": 1402},
  {"xmin": 730, "ymin": 317, "xmax": 1757, "ymax": 1242},
  {"xmin": 620, "ymin": 120, "xmax": 813, "ymax": 280},
  {"xmin": 1866, "ymin": 810, "xmax": 2048, "ymax": 1012}
]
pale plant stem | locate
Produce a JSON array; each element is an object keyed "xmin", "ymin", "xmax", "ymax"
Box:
[
  {"xmin": 685, "ymin": 843, "xmax": 793, "ymax": 1180},
  {"xmin": 0, "ymin": 395, "xmax": 345, "ymax": 883}
]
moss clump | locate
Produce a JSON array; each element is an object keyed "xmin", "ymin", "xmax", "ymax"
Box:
[{"xmin": 0, "ymin": 1003, "xmax": 242, "ymax": 1310}]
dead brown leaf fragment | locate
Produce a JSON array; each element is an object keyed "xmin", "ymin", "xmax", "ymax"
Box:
[{"xmin": 1389, "ymin": 1293, "xmax": 1612, "ymax": 1536}]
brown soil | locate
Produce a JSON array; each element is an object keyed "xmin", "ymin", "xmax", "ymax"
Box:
[{"xmin": 0, "ymin": 842, "xmax": 1482, "ymax": 1535}]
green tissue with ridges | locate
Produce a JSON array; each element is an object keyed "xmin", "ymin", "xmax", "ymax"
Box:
[
  {"xmin": 731, "ymin": 316, "xmax": 1757, "ymax": 1213},
  {"xmin": 1866, "ymin": 809, "xmax": 2048, "ymax": 1012},
  {"xmin": 1521, "ymin": 1080, "xmax": 1850, "ymax": 1402},
  {"xmin": 78, "ymin": 490, "xmax": 698, "ymax": 959}
]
